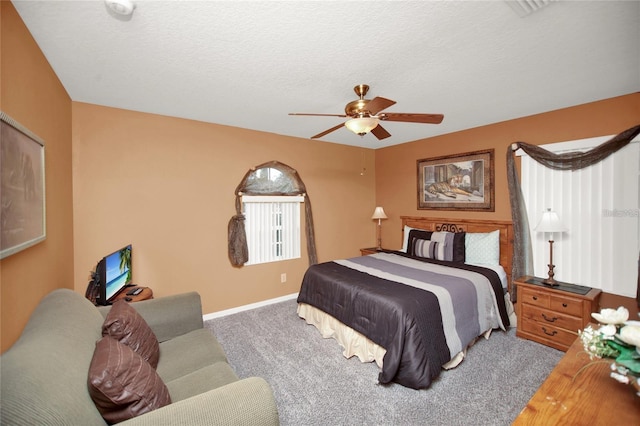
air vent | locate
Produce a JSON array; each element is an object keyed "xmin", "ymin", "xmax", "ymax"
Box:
[{"xmin": 505, "ymin": 0, "xmax": 555, "ymax": 17}]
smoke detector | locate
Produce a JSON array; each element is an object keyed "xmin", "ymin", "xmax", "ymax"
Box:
[
  {"xmin": 105, "ymin": 0, "xmax": 135, "ymax": 16},
  {"xmin": 505, "ymin": 0, "xmax": 555, "ymax": 17}
]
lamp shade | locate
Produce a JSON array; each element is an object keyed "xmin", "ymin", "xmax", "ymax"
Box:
[
  {"xmin": 345, "ymin": 117, "xmax": 379, "ymax": 136},
  {"xmin": 534, "ymin": 208, "xmax": 566, "ymax": 233},
  {"xmin": 371, "ymin": 206, "xmax": 387, "ymax": 220}
]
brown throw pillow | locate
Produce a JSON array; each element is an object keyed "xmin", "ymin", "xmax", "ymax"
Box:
[
  {"xmin": 88, "ymin": 337, "xmax": 171, "ymax": 424},
  {"xmin": 102, "ymin": 300, "xmax": 160, "ymax": 368}
]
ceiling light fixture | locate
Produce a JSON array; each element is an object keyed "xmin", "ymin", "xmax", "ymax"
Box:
[
  {"xmin": 105, "ymin": 0, "xmax": 136, "ymax": 16},
  {"xmin": 345, "ymin": 116, "xmax": 379, "ymax": 136}
]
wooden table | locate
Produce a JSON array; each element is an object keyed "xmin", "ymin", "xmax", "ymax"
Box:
[
  {"xmin": 112, "ymin": 286, "xmax": 153, "ymax": 303},
  {"xmin": 513, "ymin": 331, "xmax": 640, "ymax": 424},
  {"xmin": 360, "ymin": 247, "xmax": 382, "ymax": 256}
]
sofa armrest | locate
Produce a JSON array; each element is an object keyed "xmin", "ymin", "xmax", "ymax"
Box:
[
  {"xmin": 120, "ymin": 377, "xmax": 279, "ymax": 426},
  {"xmin": 98, "ymin": 292, "xmax": 204, "ymax": 342}
]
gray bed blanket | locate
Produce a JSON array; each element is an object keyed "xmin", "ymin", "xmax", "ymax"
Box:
[{"xmin": 297, "ymin": 252, "xmax": 509, "ymax": 389}]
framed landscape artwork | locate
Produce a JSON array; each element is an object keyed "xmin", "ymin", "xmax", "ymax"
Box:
[
  {"xmin": 1, "ymin": 111, "xmax": 46, "ymax": 259},
  {"xmin": 417, "ymin": 149, "xmax": 494, "ymax": 211}
]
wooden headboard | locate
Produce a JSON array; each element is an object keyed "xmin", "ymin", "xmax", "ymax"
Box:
[{"xmin": 400, "ymin": 216, "xmax": 514, "ymax": 293}]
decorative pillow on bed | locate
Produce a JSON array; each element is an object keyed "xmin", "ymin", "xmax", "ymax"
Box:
[
  {"xmin": 88, "ymin": 336, "xmax": 171, "ymax": 424},
  {"xmin": 407, "ymin": 229, "xmax": 432, "ymax": 248},
  {"xmin": 411, "ymin": 238, "xmax": 446, "ymax": 260},
  {"xmin": 465, "ymin": 230, "xmax": 500, "ymax": 265},
  {"xmin": 401, "ymin": 226, "xmax": 421, "ymax": 252},
  {"xmin": 408, "ymin": 230, "xmax": 465, "ymax": 262},
  {"xmin": 431, "ymin": 231, "xmax": 466, "ymax": 263},
  {"xmin": 102, "ymin": 300, "xmax": 160, "ymax": 369}
]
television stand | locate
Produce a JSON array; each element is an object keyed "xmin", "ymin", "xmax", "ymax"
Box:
[{"xmin": 112, "ymin": 285, "xmax": 153, "ymax": 303}]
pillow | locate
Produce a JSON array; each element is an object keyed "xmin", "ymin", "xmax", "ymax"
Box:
[
  {"xmin": 451, "ymin": 232, "xmax": 466, "ymax": 263},
  {"xmin": 430, "ymin": 231, "xmax": 466, "ymax": 263},
  {"xmin": 88, "ymin": 337, "xmax": 171, "ymax": 424},
  {"xmin": 102, "ymin": 300, "xmax": 160, "ymax": 369},
  {"xmin": 411, "ymin": 238, "xmax": 446, "ymax": 260},
  {"xmin": 405, "ymin": 229, "xmax": 465, "ymax": 262},
  {"xmin": 465, "ymin": 230, "xmax": 500, "ymax": 265},
  {"xmin": 407, "ymin": 229, "xmax": 433, "ymax": 248},
  {"xmin": 401, "ymin": 226, "xmax": 419, "ymax": 252}
]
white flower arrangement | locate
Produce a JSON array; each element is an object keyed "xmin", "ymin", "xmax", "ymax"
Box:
[
  {"xmin": 579, "ymin": 306, "xmax": 640, "ymax": 397},
  {"xmin": 619, "ymin": 325, "xmax": 640, "ymax": 348},
  {"xmin": 591, "ymin": 306, "xmax": 629, "ymax": 325}
]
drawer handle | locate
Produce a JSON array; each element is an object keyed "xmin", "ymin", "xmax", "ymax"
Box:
[
  {"xmin": 542, "ymin": 327, "xmax": 558, "ymax": 337},
  {"xmin": 562, "ymin": 303, "xmax": 568, "ymax": 308},
  {"xmin": 532, "ymin": 296, "xmax": 538, "ymax": 301},
  {"xmin": 542, "ymin": 313, "xmax": 558, "ymax": 322}
]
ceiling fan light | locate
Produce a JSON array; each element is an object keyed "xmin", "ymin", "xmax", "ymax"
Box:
[{"xmin": 345, "ymin": 117, "xmax": 379, "ymax": 136}]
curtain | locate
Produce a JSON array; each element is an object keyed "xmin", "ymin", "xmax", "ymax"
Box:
[
  {"xmin": 228, "ymin": 160, "xmax": 318, "ymax": 267},
  {"xmin": 521, "ymin": 138, "xmax": 638, "ymax": 295},
  {"xmin": 507, "ymin": 124, "xmax": 640, "ymax": 301}
]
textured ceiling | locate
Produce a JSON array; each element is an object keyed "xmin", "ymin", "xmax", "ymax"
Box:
[{"xmin": 11, "ymin": 0, "xmax": 640, "ymax": 149}]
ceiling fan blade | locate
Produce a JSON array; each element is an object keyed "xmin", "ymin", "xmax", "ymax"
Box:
[
  {"xmin": 289, "ymin": 113, "xmax": 347, "ymax": 118},
  {"xmin": 381, "ymin": 113, "xmax": 444, "ymax": 124},
  {"xmin": 366, "ymin": 97, "xmax": 396, "ymax": 115},
  {"xmin": 371, "ymin": 124, "xmax": 391, "ymax": 140},
  {"xmin": 311, "ymin": 123, "xmax": 344, "ymax": 139}
]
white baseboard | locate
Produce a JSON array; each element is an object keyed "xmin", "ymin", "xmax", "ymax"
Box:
[{"xmin": 202, "ymin": 292, "xmax": 299, "ymax": 321}]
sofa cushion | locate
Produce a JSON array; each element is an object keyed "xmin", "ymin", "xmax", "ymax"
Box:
[
  {"xmin": 103, "ymin": 299, "xmax": 160, "ymax": 368},
  {"xmin": 88, "ymin": 336, "xmax": 171, "ymax": 424},
  {"xmin": 165, "ymin": 362, "xmax": 239, "ymax": 402},
  {"xmin": 0, "ymin": 290, "xmax": 107, "ymax": 425},
  {"xmin": 156, "ymin": 328, "xmax": 228, "ymax": 383}
]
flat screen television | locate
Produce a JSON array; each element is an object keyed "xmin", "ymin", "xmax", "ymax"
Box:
[{"xmin": 93, "ymin": 244, "xmax": 132, "ymax": 305}]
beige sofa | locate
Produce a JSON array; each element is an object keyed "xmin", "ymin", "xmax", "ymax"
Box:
[{"xmin": 0, "ymin": 289, "xmax": 279, "ymax": 425}]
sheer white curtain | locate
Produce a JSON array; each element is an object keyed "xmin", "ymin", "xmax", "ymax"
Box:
[{"xmin": 518, "ymin": 135, "xmax": 640, "ymax": 297}]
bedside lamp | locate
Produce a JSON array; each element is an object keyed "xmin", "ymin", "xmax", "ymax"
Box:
[
  {"xmin": 371, "ymin": 207, "xmax": 388, "ymax": 250},
  {"xmin": 535, "ymin": 208, "xmax": 566, "ymax": 286}
]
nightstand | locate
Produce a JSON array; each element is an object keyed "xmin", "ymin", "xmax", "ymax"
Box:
[
  {"xmin": 360, "ymin": 247, "xmax": 382, "ymax": 256},
  {"xmin": 515, "ymin": 276, "xmax": 601, "ymax": 351}
]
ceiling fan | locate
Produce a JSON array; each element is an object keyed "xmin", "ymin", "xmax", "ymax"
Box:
[{"xmin": 289, "ymin": 84, "xmax": 444, "ymax": 140}]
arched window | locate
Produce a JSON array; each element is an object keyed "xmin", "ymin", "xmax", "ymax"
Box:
[{"xmin": 228, "ymin": 161, "xmax": 317, "ymax": 267}]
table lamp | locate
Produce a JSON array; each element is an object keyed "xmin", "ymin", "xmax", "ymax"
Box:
[
  {"xmin": 535, "ymin": 208, "xmax": 566, "ymax": 286},
  {"xmin": 371, "ymin": 207, "xmax": 388, "ymax": 250}
]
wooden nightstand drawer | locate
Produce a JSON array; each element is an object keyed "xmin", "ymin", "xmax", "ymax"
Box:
[
  {"xmin": 549, "ymin": 293, "xmax": 584, "ymax": 317},
  {"xmin": 520, "ymin": 287, "xmax": 551, "ymax": 309},
  {"xmin": 520, "ymin": 317, "xmax": 578, "ymax": 348},
  {"xmin": 521, "ymin": 304, "xmax": 583, "ymax": 332}
]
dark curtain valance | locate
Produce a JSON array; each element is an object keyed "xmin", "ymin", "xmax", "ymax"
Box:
[
  {"xmin": 507, "ymin": 124, "xmax": 640, "ymax": 301},
  {"xmin": 228, "ymin": 160, "xmax": 318, "ymax": 267}
]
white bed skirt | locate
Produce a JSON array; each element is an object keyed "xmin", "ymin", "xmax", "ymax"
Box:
[{"xmin": 297, "ymin": 294, "xmax": 517, "ymax": 371}]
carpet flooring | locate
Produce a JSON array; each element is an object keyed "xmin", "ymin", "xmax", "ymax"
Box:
[{"xmin": 204, "ymin": 298, "xmax": 563, "ymax": 426}]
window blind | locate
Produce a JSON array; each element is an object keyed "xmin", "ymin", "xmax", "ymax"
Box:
[
  {"xmin": 243, "ymin": 196, "xmax": 303, "ymax": 265},
  {"xmin": 519, "ymin": 135, "xmax": 639, "ymax": 297}
]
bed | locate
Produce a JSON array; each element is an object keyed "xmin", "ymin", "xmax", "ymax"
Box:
[{"xmin": 296, "ymin": 216, "xmax": 516, "ymax": 390}]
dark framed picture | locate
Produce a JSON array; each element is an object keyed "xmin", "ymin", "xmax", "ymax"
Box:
[
  {"xmin": 417, "ymin": 149, "xmax": 494, "ymax": 211},
  {"xmin": 1, "ymin": 111, "xmax": 46, "ymax": 259}
]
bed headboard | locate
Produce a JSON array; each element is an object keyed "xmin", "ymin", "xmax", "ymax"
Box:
[{"xmin": 400, "ymin": 216, "xmax": 514, "ymax": 293}]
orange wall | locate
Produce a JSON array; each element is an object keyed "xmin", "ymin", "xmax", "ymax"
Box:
[
  {"xmin": 3, "ymin": 0, "xmax": 639, "ymax": 351},
  {"xmin": 71, "ymin": 103, "xmax": 376, "ymax": 315},
  {"xmin": 375, "ymin": 93, "xmax": 640, "ymax": 250},
  {"xmin": 1, "ymin": 2, "xmax": 74, "ymax": 351}
]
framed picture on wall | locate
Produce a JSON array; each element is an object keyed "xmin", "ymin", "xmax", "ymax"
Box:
[
  {"xmin": 1, "ymin": 111, "xmax": 46, "ymax": 259},
  {"xmin": 417, "ymin": 149, "xmax": 494, "ymax": 211}
]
